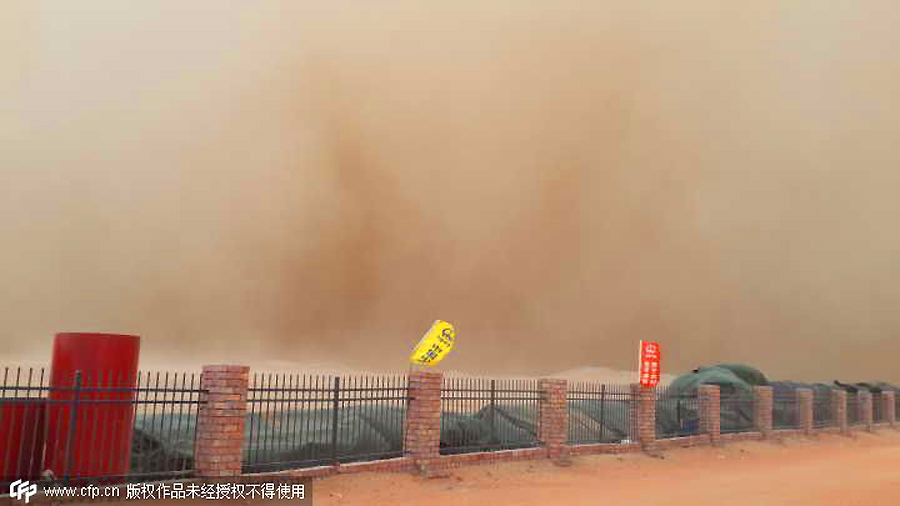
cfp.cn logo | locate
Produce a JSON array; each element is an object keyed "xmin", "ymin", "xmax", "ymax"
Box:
[{"xmin": 9, "ymin": 479, "xmax": 37, "ymax": 503}]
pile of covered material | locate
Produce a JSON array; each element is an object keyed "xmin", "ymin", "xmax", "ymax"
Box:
[
  {"xmin": 656, "ymin": 364, "xmax": 766, "ymax": 436},
  {"xmin": 567, "ymin": 398, "xmax": 631, "ymax": 443}
]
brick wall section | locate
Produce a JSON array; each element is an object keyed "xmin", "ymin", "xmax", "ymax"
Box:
[
  {"xmin": 718, "ymin": 432, "xmax": 763, "ymax": 443},
  {"xmin": 195, "ymin": 365, "xmax": 249, "ymax": 478},
  {"xmin": 438, "ymin": 448, "xmax": 547, "ymax": 469},
  {"xmin": 656, "ymin": 434, "xmax": 717, "ymax": 450},
  {"xmin": 699, "ymin": 385, "xmax": 720, "ymax": 445},
  {"xmin": 281, "ymin": 457, "xmax": 414, "ymax": 479},
  {"xmin": 753, "ymin": 386, "xmax": 773, "ymax": 438},
  {"xmin": 883, "ymin": 391, "xmax": 896, "ymax": 426},
  {"xmin": 568, "ymin": 442, "xmax": 641, "ymax": 456},
  {"xmin": 538, "ymin": 379, "xmax": 568, "ymax": 459},
  {"xmin": 796, "ymin": 388, "xmax": 813, "ymax": 435},
  {"xmin": 630, "ymin": 384, "xmax": 657, "ymax": 451},
  {"xmin": 832, "ymin": 389, "xmax": 848, "ymax": 435},
  {"xmin": 403, "ymin": 371, "xmax": 442, "ymax": 474},
  {"xmin": 859, "ymin": 391, "xmax": 873, "ymax": 431}
]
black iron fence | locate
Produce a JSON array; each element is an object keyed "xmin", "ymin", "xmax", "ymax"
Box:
[
  {"xmin": 655, "ymin": 387, "xmax": 700, "ymax": 439},
  {"xmin": 719, "ymin": 391, "xmax": 755, "ymax": 434},
  {"xmin": 440, "ymin": 377, "xmax": 542, "ymax": 455},
  {"xmin": 0, "ymin": 367, "xmax": 203, "ymax": 488},
  {"xmin": 813, "ymin": 389, "xmax": 834, "ymax": 428},
  {"xmin": 872, "ymin": 392, "xmax": 884, "ymax": 423},
  {"xmin": 243, "ymin": 373, "xmax": 408, "ymax": 473},
  {"xmin": 772, "ymin": 393, "xmax": 798, "ymax": 429},
  {"xmin": 567, "ymin": 383, "xmax": 633, "ymax": 444},
  {"xmin": 847, "ymin": 392, "xmax": 861, "ymax": 425}
]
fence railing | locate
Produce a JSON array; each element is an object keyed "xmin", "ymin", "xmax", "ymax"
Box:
[
  {"xmin": 847, "ymin": 392, "xmax": 861, "ymax": 425},
  {"xmin": 772, "ymin": 393, "xmax": 798, "ymax": 430},
  {"xmin": 719, "ymin": 391, "xmax": 755, "ymax": 434},
  {"xmin": 0, "ymin": 367, "xmax": 203, "ymax": 488},
  {"xmin": 440, "ymin": 377, "xmax": 543, "ymax": 455},
  {"xmin": 812, "ymin": 389, "xmax": 834, "ymax": 428},
  {"xmin": 566, "ymin": 383, "xmax": 633, "ymax": 444},
  {"xmin": 243, "ymin": 373, "xmax": 408, "ymax": 473},
  {"xmin": 872, "ymin": 392, "xmax": 884, "ymax": 423},
  {"xmin": 655, "ymin": 387, "xmax": 700, "ymax": 439}
]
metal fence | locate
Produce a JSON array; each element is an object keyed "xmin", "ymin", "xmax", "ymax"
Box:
[
  {"xmin": 719, "ymin": 391, "xmax": 755, "ymax": 434},
  {"xmin": 655, "ymin": 387, "xmax": 700, "ymax": 439},
  {"xmin": 567, "ymin": 383, "xmax": 633, "ymax": 444},
  {"xmin": 772, "ymin": 393, "xmax": 798, "ymax": 429},
  {"xmin": 243, "ymin": 373, "xmax": 408, "ymax": 473},
  {"xmin": 440, "ymin": 377, "xmax": 542, "ymax": 455},
  {"xmin": 0, "ymin": 366, "xmax": 203, "ymax": 488},
  {"xmin": 847, "ymin": 392, "xmax": 861, "ymax": 425},
  {"xmin": 872, "ymin": 392, "xmax": 884, "ymax": 423},
  {"xmin": 813, "ymin": 389, "xmax": 834, "ymax": 428}
]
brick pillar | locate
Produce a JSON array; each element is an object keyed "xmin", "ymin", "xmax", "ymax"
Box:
[
  {"xmin": 404, "ymin": 371, "xmax": 442, "ymax": 474},
  {"xmin": 796, "ymin": 389, "xmax": 813, "ymax": 435},
  {"xmin": 883, "ymin": 391, "xmax": 896, "ymax": 427},
  {"xmin": 630, "ymin": 384, "xmax": 657, "ymax": 452},
  {"xmin": 699, "ymin": 385, "xmax": 720, "ymax": 445},
  {"xmin": 832, "ymin": 389, "xmax": 849, "ymax": 436},
  {"xmin": 859, "ymin": 391, "xmax": 873, "ymax": 431},
  {"xmin": 538, "ymin": 379, "xmax": 568, "ymax": 460},
  {"xmin": 753, "ymin": 386, "xmax": 773, "ymax": 438},
  {"xmin": 195, "ymin": 365, "xmax": 249, "ymax": 478}
]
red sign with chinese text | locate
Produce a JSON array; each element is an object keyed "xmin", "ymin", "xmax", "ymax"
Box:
[{"xmin": 639, "ymin": 341, "xmax": 661, "ymax": 388}]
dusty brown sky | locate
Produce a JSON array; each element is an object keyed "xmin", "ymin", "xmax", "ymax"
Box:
[{"xmin": 2, "ymin": 1, "xmax": 899, "ymax": 382}]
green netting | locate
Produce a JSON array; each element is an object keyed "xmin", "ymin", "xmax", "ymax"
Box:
[
  {"xmin": 243, "ymin": 405, "xmax": 406, "ymax": 471},
  {"xmin": 715, "ymin": 364, "xmax": 770, "ymax": 387},
  {"xmin": 656, "ymin": 364, "xmax": 767, "ymax": 436},
  {"xmin": 666, "ymin": 365, "xmax": 757, "ymax": 397},
  {"xmin": 440, "ymin": 403, "xmax": 540, "ymax": 453},
  {"xmin": 131, "ymin": 413, "xmax": 197, "ymax": 475},
  {"xmin": 567, "ymin": 399, "xmax": 631, "ymax": 443}
]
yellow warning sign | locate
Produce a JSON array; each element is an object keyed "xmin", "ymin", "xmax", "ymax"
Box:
[{"xmin": 409, "ymin": 320, "xmax": 456, "ymax": 367}]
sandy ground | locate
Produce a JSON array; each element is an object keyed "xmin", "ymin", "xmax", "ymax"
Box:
[
  {"xmin": 309, "ymin": 430, "xmax": 900, "ymax": 506},
  {"xmin": 97, "ymin": 430, "xmax": 900, "ymax": 506}
]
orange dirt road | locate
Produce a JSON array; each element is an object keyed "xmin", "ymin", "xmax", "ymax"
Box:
[
  {"xmin": 103, "ymin": 430, "xmax": 900, "ymax": 506},
  {"xmin": 312, "ymin": 430, "xmax": 900, "ymax": 506}
]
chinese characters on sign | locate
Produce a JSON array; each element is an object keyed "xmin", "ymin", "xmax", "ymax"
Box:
[
  {"xmin": 409, "ymin": 320, "xmax": 456, "ymax": 367},
  {"xmin": 639, "ymin": 341, "xmax": 662, "ymax": 388}
]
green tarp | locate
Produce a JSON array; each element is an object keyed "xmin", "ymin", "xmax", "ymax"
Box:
[{"xmin": 568, "ymin": 399, "xmax": 631, "ymax": 443}]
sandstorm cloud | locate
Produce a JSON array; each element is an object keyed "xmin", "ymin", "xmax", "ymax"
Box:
[{"xmin": 2, "ymin": 1, "xmax": 899, "ymax": 382}]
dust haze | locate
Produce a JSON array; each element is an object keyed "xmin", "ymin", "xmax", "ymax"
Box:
[{"xmin": 2, "ymin": 2, "xmax": 899, "ymax": 382}]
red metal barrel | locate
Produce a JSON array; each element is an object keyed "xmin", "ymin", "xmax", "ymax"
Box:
[
  {"xmin": 44, "ymin": 333, "xmax": 140, "ymax": 480},
  {"xmin": 0, "ymin": 399, "xmax": 46, "ymax": 481}
]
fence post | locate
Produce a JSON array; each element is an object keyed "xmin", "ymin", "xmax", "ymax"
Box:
[
  {"xmin": 884, "ymin": 391, "xmax": 896, "ymax": 427},
  {"xmin": 195, "ymin": 365, "xmax": 249, "ymax": 478},
  {"xmin": 404, "ymin": 371, "xmax": 442, "ymax": 475},
  {"xmin": 753, "ymin": 386, "xmax": 773, "ymax": 438},
  {"xmin": 63, "ymin": 371, "xmax": 83, "ymax": 484},
  {"xmin": 699, "ymin": 385, "xmax": 720, "ymax": 446},
  {"xmin": 832, "ymin": 389, "xmax": 849, "ymax": 436},
  {"xmin": 859, "ymin": 391, "xmax": 873, "ymax": 432},
  {"xmin": 330, "ymin": 377, "xmax": 341, "ymax": 463},
  {"xmin": 796, "ymin": 389, "xmax": 813, "ymax": 435},
  {"xmin": 630, "ymin": 384, "xmax": 657, "ymax": 452},
  {"xmin": 537, "ymin": 379, "xmax": 568, "ymax": 461}
]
